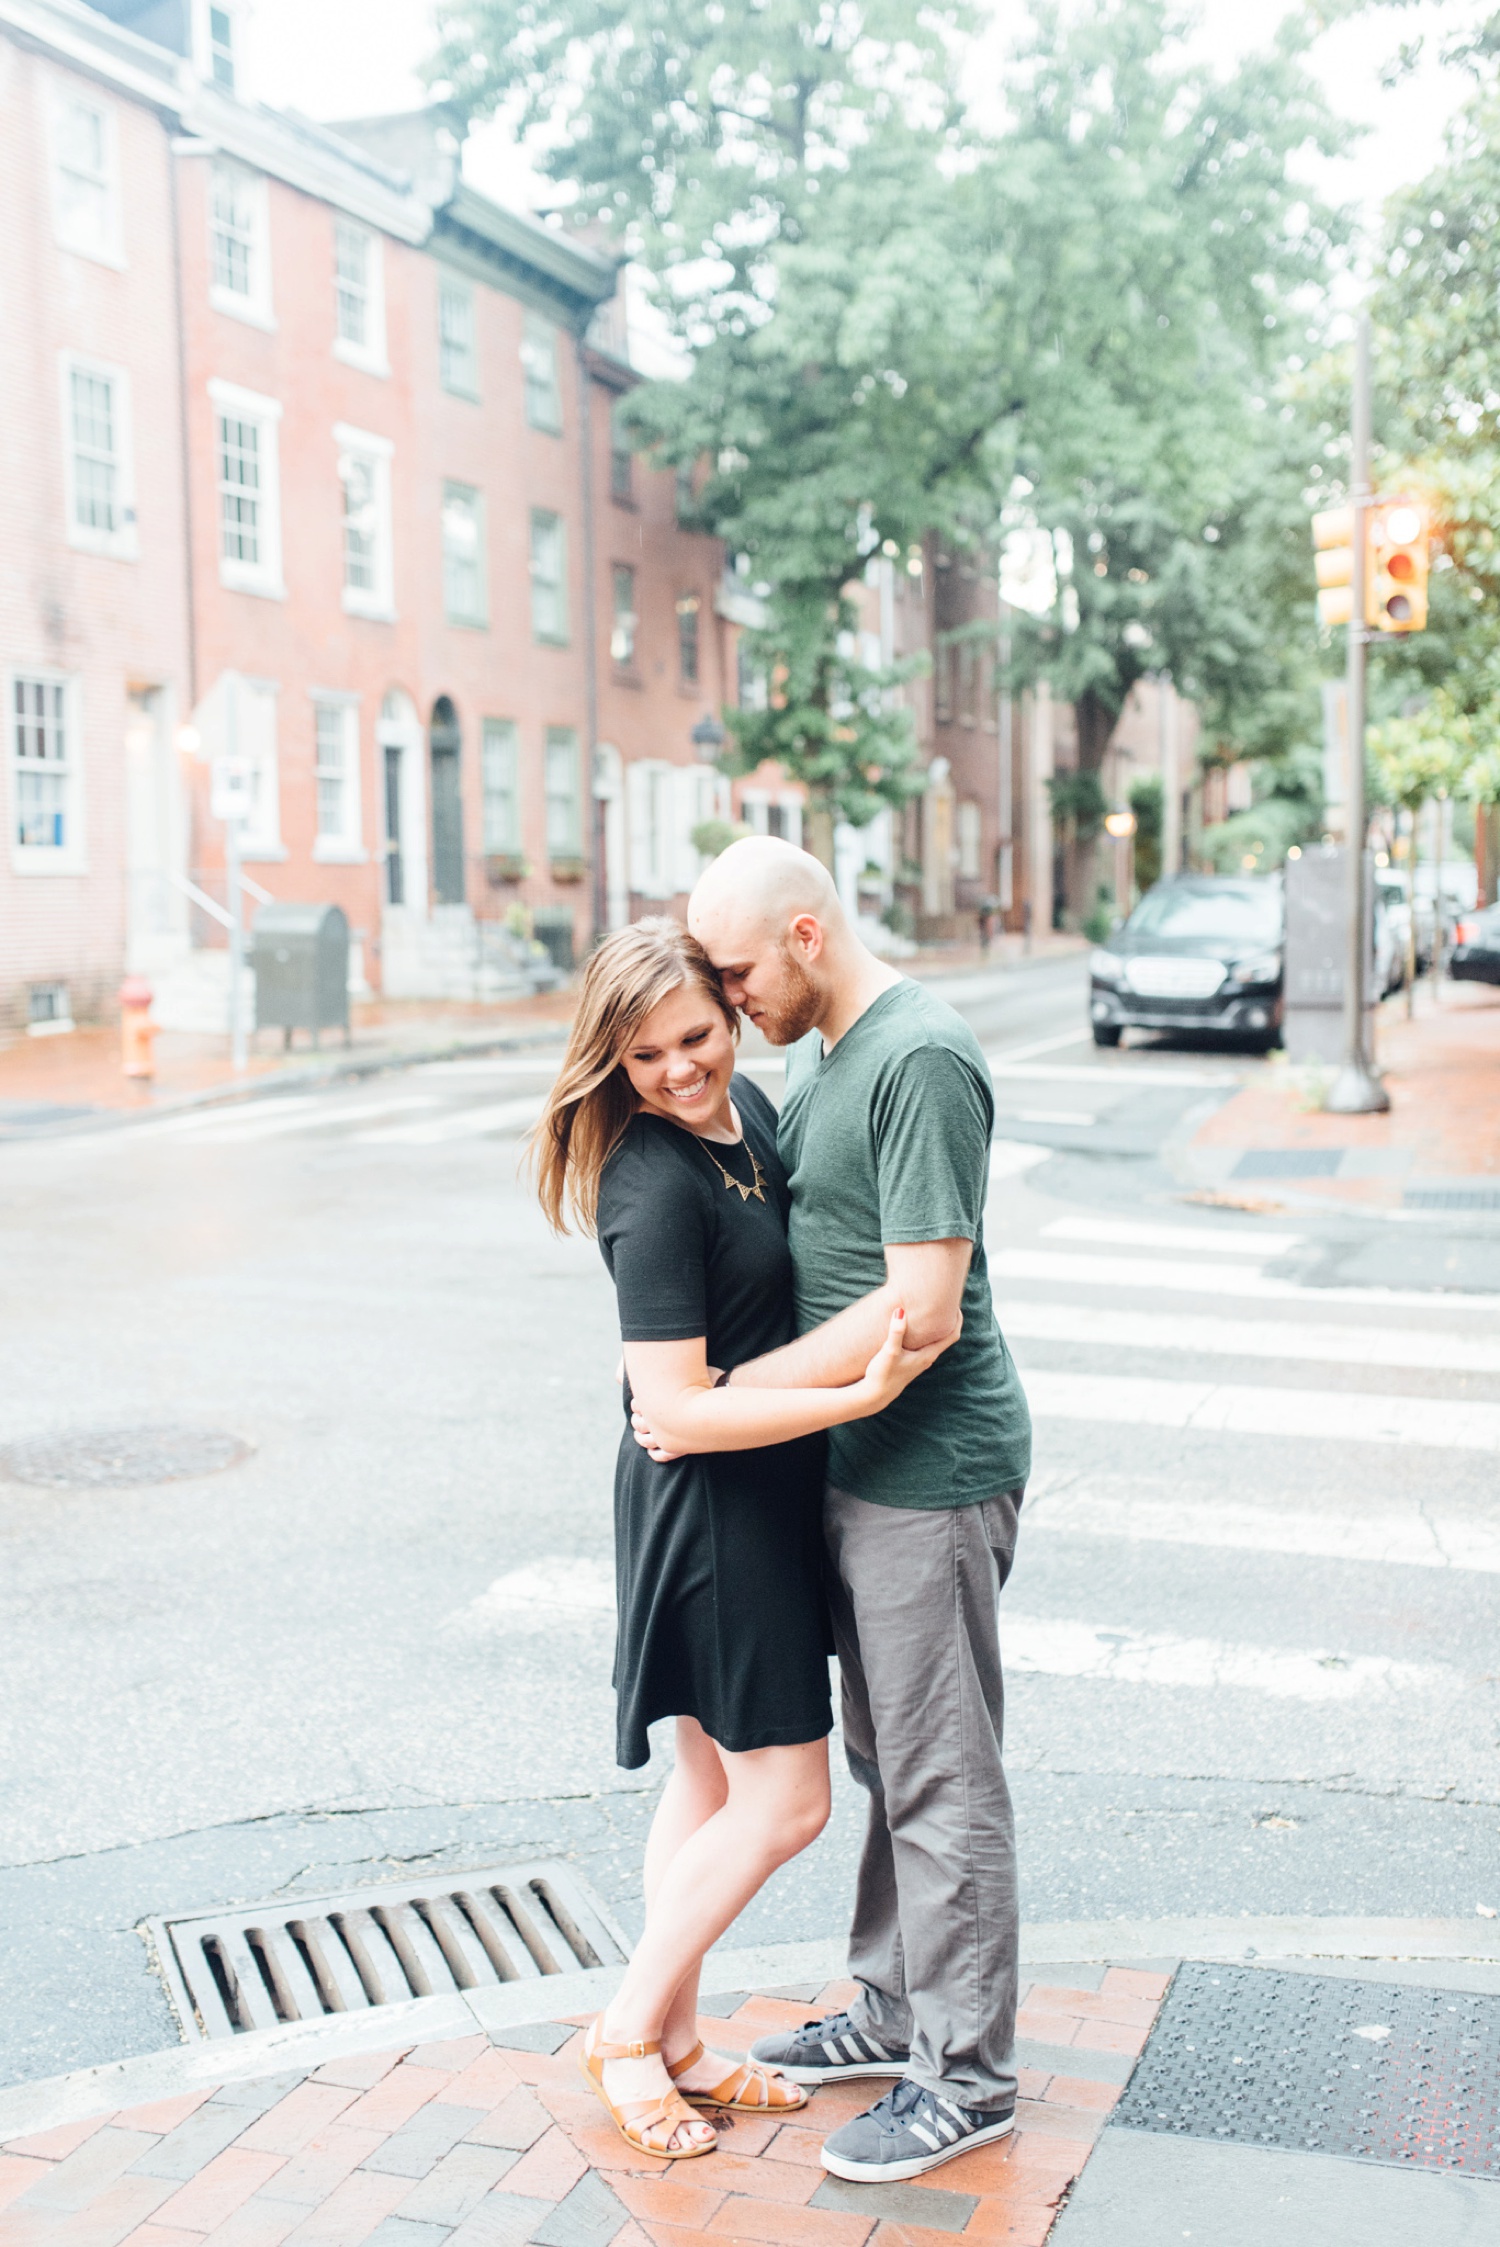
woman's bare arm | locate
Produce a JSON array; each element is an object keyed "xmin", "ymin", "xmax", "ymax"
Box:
[{"xmin": 623, "ymin": 1309, "xmax": 955, "ymax": 1458}]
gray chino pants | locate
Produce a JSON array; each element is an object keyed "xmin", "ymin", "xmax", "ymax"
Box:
[{"xmin": 824, "ymin": 1483, "xmax": 1022, "ymax": 2113}]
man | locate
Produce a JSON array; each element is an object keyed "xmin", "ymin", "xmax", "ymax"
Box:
[{"xmin": 683, "ymin": 836, "xmax": 1032, "ymax": 2183}]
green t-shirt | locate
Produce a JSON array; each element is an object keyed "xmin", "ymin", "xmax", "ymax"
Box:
[{"xmin": 777, "ymin": 978, "xmax": 1032, "ymax": 1509}]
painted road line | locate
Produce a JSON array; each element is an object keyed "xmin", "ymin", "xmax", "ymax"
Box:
[
  {"xmin": 990, "ymin": 1141, "xmax": 1055, "ymax": 1182},
  {"xmin": 417, "ymin": 1055, "xmax": 564, "ymax": 1078},
  {"xmin": 984, "ymin": 1029, "xmax": 1096, "ymax": 1066},
  {"xmin": 1026, "ymin": 1485, "xmax": 1500, "ymax": 1575},
  {"xmin": 1042, "ymin": 1216, "xmax": 1302, "ymax": 1256},
  {"xmin": 357, "ymin": 1095, "xmax": 545, "ymax": 1145},
  {"xmin": 989, "ymin": 1061, "xmax": 1240, "ymax": 1087},
  {"xmin": 991, "ymin": 1247, "xmax": 1500, "ymax": 1315},
  {"xmin": 450, "ymin": 1555, "xmax": 616, "ymax": 1633},
  {"xmin": 1022, "ymin": 1366, "xmax": 1500, "ymax": 1451},
  {"xmin": 1002, "ymin": 1615, "xmax": 1453, "ymax": 1704},
  {"xmin": 1003, "ymin": 1299, "xmax": 1500, "ymax": 1375},
  {"xmin": 173, "ymin": 1095, "xmax": 441, "ymax": 1143},
  {"xmin": 131, "ymin": 1094, "xmax": 328, "ymax": 1138},
  {"xmin": 1013, "ymin": 1109, "xmax": 1100, "ymax": 1127}
]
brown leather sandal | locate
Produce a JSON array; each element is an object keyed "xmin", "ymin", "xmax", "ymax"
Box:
[
  {"xmin": 579, "ymin": 2019, "xmax": 718, "ymax": 2159},
  {"xmin": 667, "ymin": 2040, "xmax": 809, "ymax": 2112}
]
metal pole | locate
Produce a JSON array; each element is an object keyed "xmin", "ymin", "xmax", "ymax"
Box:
[
  {"xmin": 226, "ymin": 675, "xmax": 247, "ymax": 1073},
  {"xmin": 1324, "ymin": 311, "xmax": 1390, "ymax": 1114}
]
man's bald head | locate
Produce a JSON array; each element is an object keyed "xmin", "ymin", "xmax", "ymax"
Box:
[
  {"xmin": 689, "ymin": 836, "xmax": 842, "ymax": 946},
  {"xmin": 688, "ymin": 837, "xmax": 848, "ymax": 1045}
]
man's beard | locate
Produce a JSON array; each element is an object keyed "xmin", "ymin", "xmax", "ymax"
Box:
[{"xmin": 753, "ymin": 946, "xmax": 822, "ymax": 1046}]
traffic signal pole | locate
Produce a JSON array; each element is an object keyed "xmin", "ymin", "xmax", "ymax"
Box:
[{"xmin": 1324, "ymin": 310, "xmax": 1390, "ymax": 1115}]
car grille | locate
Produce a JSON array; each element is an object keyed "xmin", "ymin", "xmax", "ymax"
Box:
[{"xmin": 1123, "ymin": 957, "xmax": 1227, "ymax": 999}]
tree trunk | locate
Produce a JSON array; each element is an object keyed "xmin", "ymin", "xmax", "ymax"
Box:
[
  {"xmin": 1072, "ymin": 689, "xmax": 1116, "ymax": 930},
  {"xmin": 803, "ymin": 798, "xmax": 836, "ymax": 872}
]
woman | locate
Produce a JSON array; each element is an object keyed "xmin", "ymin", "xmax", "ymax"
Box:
[{"xmin": 531, "ymin": 918, "xmax": 954, "ymax": 2161}]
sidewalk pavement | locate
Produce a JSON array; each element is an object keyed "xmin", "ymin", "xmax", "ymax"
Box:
[
  {"xmin": 3, "ymin": 1922, "xmax": 1495, "ymax": 2247},
  {"xmin": 1179, "ymin": 979, "xmax": 1500, "ymax": 1213},
  {"xmin": 0, "ymin": 938, "xmax": 1085, "ymax": 1141}
]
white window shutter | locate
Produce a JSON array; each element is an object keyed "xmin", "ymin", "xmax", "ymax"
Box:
[
  {"xmin": 673, "ymin": 765, "xmax": 705, "ymax": 893},
  {"xmin": 626, "ymin": 760, "xmax": 651, "ymax": 899}
]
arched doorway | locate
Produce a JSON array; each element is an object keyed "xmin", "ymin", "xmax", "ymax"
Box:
[
  {"xmin": 377, "ymin": 689, "xmax": 425, "ymax": 915},
  {"xmin": 429, "ymin": 697, "xmax": 465, "ymax": 905}
]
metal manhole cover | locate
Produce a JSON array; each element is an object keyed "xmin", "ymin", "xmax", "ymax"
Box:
[
  {"xmin": 147, "ymin": 1860, "xmax": 632, "ymax": 2041},
  {"xmin": 1117, "ymin": 1961, "xmax": 1500, "ymax": 2177},
  {"xmin": 0, "ymin": 1426, "xmax": 253, "ymax": 1488}
]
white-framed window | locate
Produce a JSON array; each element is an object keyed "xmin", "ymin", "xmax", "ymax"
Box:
[
  {"xmin": 209, "ymin": 378, "xmax": 284, "ymax": 598},
  {"xmin": 438, "ymin": 276, "xmax": 478, "ymax": 396},
  {"xmin": 333, "ymin": 219, "xmax": 387, "ymax": 373},
  {"xmin": 481, "ymin": 717, "xmax": 521, "ymax": 856},
  {"xmin": 9, "ymin": 673, "xmax": 85, "ymax": 873},
  {"xmin": 610, "ymin": 400, "xmax": 633, "ymax": 502},
  {"xmin": 544, "ymin": 726, "xmax": 582, "ymax": 862},
  {"xmin": 626, "ymin": 759, "xmax": 674, "ymax": 899},
  {"xmin": 236, "ymin": 675, "xmax": 282, "ymax": 858},
  {"xmin": 207, "ymin": 3, "xmax": 237, "ymax": 90},
  {"xmin": 530, "ymin": 509, "xmax": 567, "ymax": 643},
  {"xmin": 442, "ymin": 482, "xmax": 487, "ymax": 626},
  {"xmin": 60, "ymin": 355, "xmax": 136, "ymax": 559},
  {"xmin": 677, "ymin": 592, "xmax": 700, "ymax": 685},
  {"xmin": 611, "ymin": 565, "xmax": 637, "ymax": 665},
  {"xmin": 49, "ymin": 89, "xmax": 122, "ymax": 266},
  {"xmin": 522, "ymin": 312, "xmax": 563, "ymax": 433},
  {"xmin": 209, "ymin": 163, "xmax": 273, "ymax": 327},
  {"xmin": 311, "ymin": 694, "xmax": 364, "ymax": 860},
  {"xmin": 957, "ymin": 799, "xmax": 982, "ymax": 880},
  {"xmin": 335, "ymin": 424, "xmax": 394, "ymax": 618}
]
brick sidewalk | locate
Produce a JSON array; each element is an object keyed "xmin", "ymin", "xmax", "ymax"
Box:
[
  {"xmin": 1186, "ymin": 980, "xmax": 1500, "ymax": 1209},
  {"xmin": 0, "ymin": 1974, "xmax": 1166, "ymax": 2247}
]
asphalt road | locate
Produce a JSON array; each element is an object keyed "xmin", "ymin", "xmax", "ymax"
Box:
[{"xmin": 2, "ymin": 951, "xmax": 1497, "ymax": 2088}]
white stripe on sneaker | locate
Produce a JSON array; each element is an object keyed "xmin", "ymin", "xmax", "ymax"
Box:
[{"xmin": 909, "ymin": 2123, "xmax": 942, "ymax": 2150}]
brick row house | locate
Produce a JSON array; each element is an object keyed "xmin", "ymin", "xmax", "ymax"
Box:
[{"xmin": 0, "ymin": 0, "xmax": 735, "ymax": 1037}]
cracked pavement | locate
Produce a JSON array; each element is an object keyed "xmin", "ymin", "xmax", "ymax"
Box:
[{"xmin": 3, "ymin": 954, "xmax": 1497, "ymax": 2088}]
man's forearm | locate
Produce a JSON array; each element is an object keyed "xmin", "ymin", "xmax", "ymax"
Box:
[{"xmin": 729, "ymin": 1285, "xmax": 899, "ymax": 1391}]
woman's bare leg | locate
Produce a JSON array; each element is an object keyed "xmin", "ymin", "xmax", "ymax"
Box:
[
  {"xmin": 645, "ymin": 1721, "xmax": 728, "ymax": 2065},
  {"xmin": 594, "ymin": 1731, "xmax": 830, "ymax": 2148}
]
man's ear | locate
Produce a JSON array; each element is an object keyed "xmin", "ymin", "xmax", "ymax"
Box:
[{"xmin": 789, "ymin": 912, "xmax": 825, "ymax": 961}]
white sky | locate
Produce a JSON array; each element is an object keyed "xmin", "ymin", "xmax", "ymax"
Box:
[{"xmin": 240, "ymin": 0, "xmax": 1477, "ymax": 248}]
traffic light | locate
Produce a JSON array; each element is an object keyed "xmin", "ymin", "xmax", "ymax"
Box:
[
  {"xmin": 1367, "ymin": 498, "xmax": 1429, "ymax": 633},
  {"xmin": 1312, "ymin": 505, "xmax": 1354, "ymax": 629},
  {"xmin": 1310, "ymin": 499, "xmax": 1430, "ymax": 633}
]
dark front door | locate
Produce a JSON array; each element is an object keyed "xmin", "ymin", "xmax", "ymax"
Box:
[
  {"xmin": 429, "ymin": 710, "xmax": 465, "ymax": 904},
  {"xmin": 384, "ymin": 744, "xmax": 404, "ymax": 905}
]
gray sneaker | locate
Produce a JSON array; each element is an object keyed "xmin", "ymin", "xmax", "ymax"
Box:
[
  {"xmin": 747, "ymin": 2007, "xmax": 909, "ymax": 2084},
  {"xmin": 820, "ymin": 2078, "xmax": 1016, "ymax": 2182}
]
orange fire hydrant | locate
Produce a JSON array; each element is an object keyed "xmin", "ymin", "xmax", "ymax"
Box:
[{"xmin": 120, "ymin": 975, "xmax": 157, "ymax": 1080}]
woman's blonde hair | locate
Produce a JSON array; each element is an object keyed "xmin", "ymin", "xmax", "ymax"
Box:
[{"xmin": 530, "ymin": 917, "xmax": 739, "ymax": 1234}]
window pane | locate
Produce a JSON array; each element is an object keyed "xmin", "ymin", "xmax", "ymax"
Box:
[
  {"xmin": 56, "ymin": 101, "xmax": 111, "ymax": 254},
  {"xmin": 522, "ymin": 314, "xmax": 562, "ymax": 432},
  {"xmin": 314, "ymin": 703, "xmax": 350, "ymax": 838},
  {"xmin": 442, "ymin": 484, "xmax": 484, "ymax": 623},
  {"xmin": 211, "ymin": 166, "xmax": 254, "ymax": 296},
  {"xmin": 610, "ymin": 401, "xmax": 632, "ymax": 500},
  {"xmin": 341, "ymin": 452, "xmax": 377, "ymax": 590},
  {"xmin": 530, "ymin": 510, "xmax": 566, "ymax": 641},
  {"xmin": 218, "ymin": 414, "xmax": 260, "ymax": 563},
  {"xmin": 70, "ymin": 368, "xmax": 118, "ymax": 533},
  {"xmin": 676, "ymin": 592, "xmax": 699, "ymax": 684},
  {"xmin": 12, "ymin": 678, "xmax": 69, "ymax": 849},
  {"xmin": 481, "ymin": 718, "xmax": 520, "ymax": 853},
  {"xmin": 611, "ymin": 565, "xmax": 636, "ymax": 663},
  {"xmin": 544, "ymin": 727, "xmax": 579, "ymax": 856},
  {"xmin": 210, "ymin": 6, "xmax": 236, "ymax": 89},
  {"xmin": 439, "ymin": 282, "xmax": 477, "ymax": 394},
  {"xmin": 334, "ymin": 221, "xmax": 369, "ymax": 348}
]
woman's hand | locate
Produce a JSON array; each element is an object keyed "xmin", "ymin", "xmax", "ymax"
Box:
[{"xmin": 858, "ymin": 1305, "xmax": 961, "ymax": 1411}]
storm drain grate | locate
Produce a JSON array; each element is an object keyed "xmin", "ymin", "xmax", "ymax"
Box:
[
  {"xmin": 1405, "ymin": 1186, "xmax": 1500, "ymax": 1211},
  {"xmin": 147, "ymin": 1861, "xmax": 631, "ymax": 2041},
  {"xmin": 1116, "ymin": 1961, "xmax": 1500, "ymax": 2177}
]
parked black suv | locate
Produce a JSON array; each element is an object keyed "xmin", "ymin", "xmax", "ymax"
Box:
[{"xmin": 1089, "ymin": 876, "xmax": 1284, "ymax": 1050}]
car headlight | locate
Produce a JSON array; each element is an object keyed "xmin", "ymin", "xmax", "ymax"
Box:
[
  {"xmin": 1090, "ymin": 949, "xmax": 1123, "ymax": 985},
  {"xmin": 1232, "ymin": 951, "xmax": 1281, "ymax": 985}
]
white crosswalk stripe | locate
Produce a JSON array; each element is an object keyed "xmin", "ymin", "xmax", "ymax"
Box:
[
  {"xmin": 357, "ymin": 1095, "xmax": 545, "ymax": 1145},
  {"xmin": 1024, "ymin": 1484, "xmax": 1500, "ymax": 1575},
  {"xmin": 992, "ymin": 1247, "xmax": 1500, "ymax": 1314},
  {"xmin": 1002, "ymin": 1300, "xmax": 1500, "ymax": 1375},
  {"xmin": 1021, "ymin": 1367, "xmax": 1500, "ymax": 1452},
  {"xmin": 1002, "ymin": 1616, "xmax": 1455, "ymax": 1702},
  {"xmin": 1040, "ymin": 1216, "xmax": 1303, "ymax": 1256}
]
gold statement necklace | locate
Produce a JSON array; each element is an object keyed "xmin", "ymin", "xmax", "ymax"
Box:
[{"xmin": 697, "ymin": 1133, "xmax": 767, "ymax": 1205}]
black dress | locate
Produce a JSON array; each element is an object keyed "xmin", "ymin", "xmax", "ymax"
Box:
[{"xmin": 596, "ymin": 1074, "xmax": 832, "ymax": 1770}]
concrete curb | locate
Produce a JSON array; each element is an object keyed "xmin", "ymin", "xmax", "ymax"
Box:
[{"xmin": 6, "ymin": 1919, "xmax": 1499, "ymax": 2143}]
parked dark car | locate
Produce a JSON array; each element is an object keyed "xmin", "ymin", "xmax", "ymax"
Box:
[
  {"xmin": 1450, "ymin": 903, "xmax": 1500, "ymax": 986},
  {"xmin": 1089, "ymin": 875, "xmax": 1284, "ymax": 1050}
]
